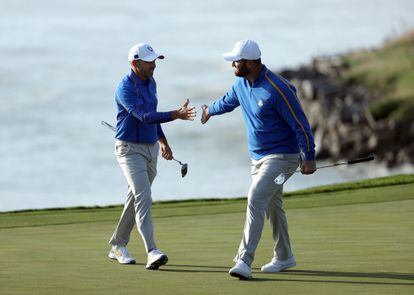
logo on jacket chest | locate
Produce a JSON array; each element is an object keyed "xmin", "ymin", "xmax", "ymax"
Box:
[{"xmin": 258, "ymin": 99, "xmax": 264, "ymax": 107}]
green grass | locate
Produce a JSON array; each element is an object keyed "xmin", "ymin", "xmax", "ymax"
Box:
[
  {"xmin": 1, "ymin": 176, "xmax": 414, "ymax": 294},
  {"xmin": 284, "ymin": 173, "xmax": 414, "ymax": 196},
  {"xmin": 342, "ymin": 30, "xmax": 414, "ymax": 123}
]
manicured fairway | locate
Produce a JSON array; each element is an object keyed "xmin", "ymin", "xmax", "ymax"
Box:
[{"xmin": 1, "ymin": 179, "xmax": 413, "ymax": 294}]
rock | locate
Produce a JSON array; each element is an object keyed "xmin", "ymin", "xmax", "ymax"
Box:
[
  {"xmin": 367, "ymin": 134, "xmax": 378, "ymax": 151},
  {"xmin": 274, "ymin": 54, "xmax": 413, "ymax": 167},
  {"xmin": 314, "ymin": 127, "xmax": 330, "ymax": 158},
  {"xmin": 300, "ymin": 80, "xmax": 314, "ymax": 100},
  {"xmin": 397, "ymin": 148, "xmax": 412, "ymax": 165}
]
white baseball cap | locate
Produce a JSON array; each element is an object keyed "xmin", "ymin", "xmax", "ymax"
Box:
[
  {"xmin": 222, "ymin": 40, "xmax": 261, "ymax": 61},
  {"xmin": 128, "ymin": 43, "xmax": 164, "ymax": 62}
]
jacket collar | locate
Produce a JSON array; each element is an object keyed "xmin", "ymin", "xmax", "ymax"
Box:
[
  {"xmin": 128, "ymin": 69, "xmax": 149, "ymax": 85},
  {"xmin": 253, "ymin": 65, "xmax": 267, "ymax": 85},
  {"xmin": 244, "ymin": 65, "xmax": 267, "ymax": 87}
]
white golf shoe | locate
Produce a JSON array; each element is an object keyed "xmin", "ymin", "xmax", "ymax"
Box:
[
  {"xmin": 261, "ymin": 256, "xmax": 296, "ymax": 273},
  {"xmin": 146, "ymin": 249, "xmax": 168, "ymax": 270},
  {"xmin": 229, "ymin": 260, "xmax": 252, "ymax": 280},
  {"xmin": 108, "ymin": 245, "xmax": 136, "ymax": 264}
]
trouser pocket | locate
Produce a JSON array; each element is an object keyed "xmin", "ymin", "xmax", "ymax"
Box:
[{"xmin": 115, "ymin": 142, "xmax": 131, "ymax": 157}]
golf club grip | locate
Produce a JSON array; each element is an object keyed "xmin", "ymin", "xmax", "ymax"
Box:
[{"xmin": 347, "ymin": 156, "xmax": 374, "ymax": 165}]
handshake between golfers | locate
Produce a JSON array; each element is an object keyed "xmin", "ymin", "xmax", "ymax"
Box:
[{"xmin": 173, "ymin": 101, "xmax": 315, "ymax": 177}]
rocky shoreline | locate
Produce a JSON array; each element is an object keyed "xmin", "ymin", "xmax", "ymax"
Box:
[{"xmin": 278, "ymin": 56, "xmax": 414, "ymax": 167}]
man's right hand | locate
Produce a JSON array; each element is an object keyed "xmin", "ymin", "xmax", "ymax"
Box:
[
  {"xmin": 172, "ymin": 99, "xmax": 196, "ymax": 120},
  {"xmin": 300, "ymin": 160, "xmax": 316, "ymax": 174},
  {"xmin": 201, "ymin": 105, "xmax": 211, "ymax": 124}
]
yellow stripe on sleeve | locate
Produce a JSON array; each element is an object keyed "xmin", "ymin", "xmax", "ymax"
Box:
[{"xmin": 265, "ymin": 70, "xmax": 311, "ymax": 153}]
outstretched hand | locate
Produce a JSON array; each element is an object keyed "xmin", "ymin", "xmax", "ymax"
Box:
[
  {"xmin": 173, "ymin": 99, "xmax": 196, "ymax": 121},
  {"xmin": 201, "ymin": 105, "xmax": 211, "ymax": 124}
]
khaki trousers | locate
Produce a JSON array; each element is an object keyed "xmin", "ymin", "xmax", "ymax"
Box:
[
  {"xmin": 234, "ymin": 153, "xmax": 300, "ymax": 266},
  {"xmin": 109, "ymin": 140, "xmax": 159, "ymax": 253}
]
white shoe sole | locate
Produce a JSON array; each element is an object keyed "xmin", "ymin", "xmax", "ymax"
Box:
[
  {"xmin": 261, "ymin": 261, "xmax": 296, "ymax": 273},
  {"xmin": 229, "ymin": 270, "xmax": 252, "ymax": 280},
  {"xmin": 108, "ymin": 252, "xmax": 136, "ymax": 264},
  {"xmin": 146, "ymin": 254, "xmax": 168, "ymax": 270}
]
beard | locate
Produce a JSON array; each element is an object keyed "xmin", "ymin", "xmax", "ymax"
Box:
[
  {"xmin": 234, "ymin": 63, "xmax": 249, "ymax": 77},
  {"xmin": 145, "ymin": 69, "xmax": 154, "ymax": 78},
  {"xmin": 134, "ymin": 63, "xmax": 155, "ymax": 79},
  {"xmin": 142, "ymin": 66, "xmax": 155, "ymax": 79}
]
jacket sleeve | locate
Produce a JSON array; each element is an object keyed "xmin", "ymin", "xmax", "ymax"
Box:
[
  {"xmin": 274, "ymin": 83, "xmax": 316, "ymax": 161},
  {"xmin": 116, "ymin": 85, "xmax": 173, "ymax": 124},
  {"xmin": 208, "ymin": 85, "xmax": 240, "ymax": 116},
  {"xmin": 157, "ymin": 124, "xmax": 165, "ymax": 139}
]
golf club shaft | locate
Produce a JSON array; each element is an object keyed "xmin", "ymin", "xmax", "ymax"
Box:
[
  {"xmin": 172, "ymin": 158, "xmax": 183, "ymax": 165},
  {"xmin": 101, "ymin": 121, "xmax": 116, "ymax": 132},
  {"xmin": 287, "ymin": 156, "xmax": 375, "ymax": 175}
]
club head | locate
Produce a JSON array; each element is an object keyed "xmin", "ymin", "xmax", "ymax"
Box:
[
  {"xmin": 274, "ymin": 173, "xmax": 286, "ymax": 185},
  {"xmin": 181, "ymin": 164, "xmax": 188, "ymax": 178}
]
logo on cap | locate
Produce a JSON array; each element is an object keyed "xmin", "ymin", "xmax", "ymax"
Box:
[{"xmin": 147, "ymin": 46, "xmax": 154, "ymax": 52}]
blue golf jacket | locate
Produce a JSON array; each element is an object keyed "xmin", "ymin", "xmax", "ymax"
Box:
[
  {"xmin": 114, "ymin": 70, "xmax": 173, "ymax": 143},
  {"xmin": 209, "ymin": 65, "xmax": 315, "ymax": 161}
]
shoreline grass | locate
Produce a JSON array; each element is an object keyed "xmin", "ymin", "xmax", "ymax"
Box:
[
  {"xmin": 2, "ymin": 174, "xmax": 413, "ymax": 216},
  {"xmin": 342, "ymin": 30, "xmax": 414, "ymax": 124},
  {"xmin": 1, "ymin": 174, "xmax": 413, "ymax": 231}
]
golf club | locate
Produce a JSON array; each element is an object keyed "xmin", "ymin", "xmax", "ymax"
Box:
[
  {"xmin": 274, "ymin": 156, "xmax": 375, "ymax": 185},
  {"xmin": 101, "ymin": 120, "xmax": 188, "ymax": 177},
  {"xmin": 172, "ymin": 158, "xmax": 188, "ymax": 178},
  {"xmin": 101, "ymin": 120, "xmax": 116, "ymax": 132}
]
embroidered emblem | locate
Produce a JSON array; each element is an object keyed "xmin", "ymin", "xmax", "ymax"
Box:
[{"xmin": 258, "ymin": 99, "xmax": 264, "ymax": 107}]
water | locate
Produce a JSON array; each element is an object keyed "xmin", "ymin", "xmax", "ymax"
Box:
[{"xmin": 1, "ymin": 0, "xmax": 414, "ymax": 211}]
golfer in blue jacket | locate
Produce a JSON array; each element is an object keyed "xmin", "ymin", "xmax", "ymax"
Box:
[
  {"xmin": 108, "ymin": 43, "xmax": 196, "ymax": 270},
  {"xmin": 201, "ymin": 40, "xmax": 316, "ymax": 279}
]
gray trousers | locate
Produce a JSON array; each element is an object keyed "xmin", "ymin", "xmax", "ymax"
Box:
[
  {"xmin": 109, "ymin": 140, "xmax": 159, "ymax": 253},
  {"xmin": 234, "ymin": 154, "xmax": 300, "ymax": 266}
]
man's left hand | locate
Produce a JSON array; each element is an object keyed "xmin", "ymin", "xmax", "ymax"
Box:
[
  {"xmin": 301, "ymin": 160, "xmax": 316, "ymax": 174},
  {"xmin": 160, "ymin": 143, "xmax": 173, "ymax": 160}
]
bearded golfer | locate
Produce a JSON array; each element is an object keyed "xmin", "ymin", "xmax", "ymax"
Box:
[
  {"xmin": 108, "ymin": 43, "xmax": 196, "ymax": 269},
  {"xmin": 201, "ymin": 40, "xmax": 316, "ymax": 279}
]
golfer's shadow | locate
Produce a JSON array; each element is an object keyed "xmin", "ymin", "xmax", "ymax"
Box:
[
  {"xmin": 250, "ymin": 269, "xmax": 414, "ymax": 286},
  {"xmin": 132, "ymin": 263, "xmax": 226, "ymax": 274},
  {"xmin": 160, "ymin": 264, "xmax": 414, "ymax": 286},
  {"xmin": 280, "ymin": 269, "xmax": 414, "ymax": 281},
  {"xmin": 158, "ymin": 263, "xmax": 228, "ymax": 274}
]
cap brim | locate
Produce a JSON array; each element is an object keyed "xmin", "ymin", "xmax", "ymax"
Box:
[
  {"xmin": 222, "ymin": 52, "xmax": 240, "ymax": 62},
  {"xmin": 140, "ymin": 53, "xmax": 164, "ymax": 62}
]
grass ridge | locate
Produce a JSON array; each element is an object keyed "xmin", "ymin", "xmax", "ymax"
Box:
[
  {"xmin": 2, "ymin": 174, "xmax": 413, "ymax": 215},
  {"xmin": 1, "ymin": 175, "xmax": 413, "ymax": 230}
]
